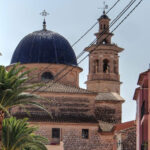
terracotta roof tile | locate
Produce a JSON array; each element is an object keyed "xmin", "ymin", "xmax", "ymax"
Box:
[
  {"xmin": 115, "ymin": 120, "xmax": 136, "ymax": 131},
  {"xmin": 31, "ymin": 81, "xmax": 94, "ymax": 94},
  {"xmin": 14, "ymin": 112, "xmax": 98, "ymax": 123}
]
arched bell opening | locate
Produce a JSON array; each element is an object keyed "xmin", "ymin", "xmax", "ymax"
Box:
[
  {"xmin": 103, "ymin": 59, "xmax": 110, "ymax": 73},
  {"xmin": 93, "ymin": 60, "xmax": 99, "ymax": 73}
]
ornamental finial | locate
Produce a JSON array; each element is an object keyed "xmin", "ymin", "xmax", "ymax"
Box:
[{"xmin": 40, "ymin": 10, "xmax": 49, "ymax": 30}]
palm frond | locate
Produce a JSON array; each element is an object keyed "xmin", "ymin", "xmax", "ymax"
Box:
[
  {"xmin": 2, "ymin": 117, "xmax": 48, "ymax": 150},
  {"xmin": 0, "ymin": 64, "xmax": 51, "ymax": 116}
]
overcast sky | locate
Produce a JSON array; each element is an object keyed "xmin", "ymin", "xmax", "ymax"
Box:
[{"xmin": 0, "ymin": 0, "xmax": 149, "ymax": 122}]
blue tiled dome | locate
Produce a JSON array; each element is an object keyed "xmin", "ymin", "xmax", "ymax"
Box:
[{"xmin": 11, "ymin": 30, "xmax": 77, "ymax": 66}]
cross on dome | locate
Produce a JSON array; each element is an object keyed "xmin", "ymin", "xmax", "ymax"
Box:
[
  {"xmin": 40, "ymin": 10, "xmax": 49, "ymax": 30},
  {"xmin": 40, "ymin": 10, "xmax": 49, "ymax": 18}
]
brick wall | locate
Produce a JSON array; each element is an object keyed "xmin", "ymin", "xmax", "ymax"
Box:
[
  {"xmin": 114, "ymin": 126, "xmax": 136, "ymax": 150},
  {"xmin": 95, "ymin": 102, "xmax": 122, "ymax": 124},
  {"xmin": 32, "ymin": 122, "xmax": 114, "ymax": 150}
]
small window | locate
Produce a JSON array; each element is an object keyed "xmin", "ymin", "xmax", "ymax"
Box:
[
  {"xmin": 52, "ymin": 128, "xmax": 60, "ymax": 138},
  {"xmin": 41, "ymin": 72, "xmax": 54, "ymax": 81},
  {"xmin": 82, "ymin": 129, "xmax": 89, "ymax": 139}
]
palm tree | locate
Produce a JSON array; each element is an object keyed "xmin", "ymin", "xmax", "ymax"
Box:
[
  {"xmin": 2, "ymin": 117, "xmax": 48, "ymax": 150},
  {"xmin": 0, "ymin": 64, "xmax": 50, "ymax": 149}
]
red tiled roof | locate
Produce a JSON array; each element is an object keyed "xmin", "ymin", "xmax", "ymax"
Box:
[{"xmin": 114, "ymin": 120, "xmax": 136, "ymax": 131}]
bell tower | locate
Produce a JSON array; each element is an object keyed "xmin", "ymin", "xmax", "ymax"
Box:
[{"xmin": 85, "ymin": 12, "xmax": 124, "ymax": 94}]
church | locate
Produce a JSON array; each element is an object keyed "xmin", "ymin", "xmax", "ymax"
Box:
[{"xmin": 8, "ymin": 11, "xmax": 136, "ymax": 150}]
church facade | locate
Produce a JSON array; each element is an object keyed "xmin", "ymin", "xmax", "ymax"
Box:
[{"xmin": 9, "ymin": 12, "xmax": 136, "ymax": 150}]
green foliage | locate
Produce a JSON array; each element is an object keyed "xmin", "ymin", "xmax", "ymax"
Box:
[
  {"xmin": 2, "ymin": 117, "xmax": 48, "ymax": 150},
  {"xmin": 0, "ymin": 64, "xmax": 51, "ymax": 150},
  {"xmin": 0, "ymin": 63, "xmax": 50, "ymax": 115}
]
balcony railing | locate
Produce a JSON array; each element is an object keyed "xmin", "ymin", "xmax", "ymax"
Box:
[{"xmin": 51, "ymin": 138, "xmax": 60, "ymax": 145}]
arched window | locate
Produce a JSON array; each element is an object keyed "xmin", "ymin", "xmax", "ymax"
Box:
[
  {"xmin": 41, "ymin": 72, "xmax": 54, "ymax": 81},
  {"xmin": 94, "ymin": 60, "xmax": 99, "ymax": 73},
  {"xmin": 103, "ymin": 59, "xmax": 110, "ymax": 73}
]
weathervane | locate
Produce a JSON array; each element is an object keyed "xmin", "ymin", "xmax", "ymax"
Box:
[
  {"xmin": 99, "ymin": 1, "xmax": 108, "ymax": 14},
  {"xmin": 40, "ymin": 10, "xmax": 49, "ymax": 30}
]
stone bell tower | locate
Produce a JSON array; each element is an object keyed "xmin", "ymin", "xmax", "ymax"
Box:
[{"xmin": 85, "ymin": 11, "xmax": 124, "ymax": 94}]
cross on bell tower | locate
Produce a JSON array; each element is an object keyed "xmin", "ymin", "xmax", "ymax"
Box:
[
  {"xmin": 99, "ymin": 1, "xmax": 108, "ymax": 15},
  {"xmin": 97, "ymin": 3, "xmax": 113, "ymax": 45},
  {"xmin": 85, "ymin": 11, "xmax": 124, "ymax": 94}
]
